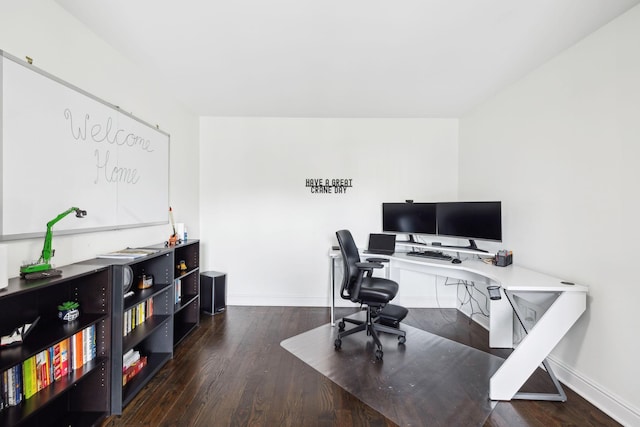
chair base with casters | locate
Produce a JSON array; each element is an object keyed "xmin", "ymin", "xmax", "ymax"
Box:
[{"xmin": 334, "ymin": 303, "xmax": 407, "ymax": 360}]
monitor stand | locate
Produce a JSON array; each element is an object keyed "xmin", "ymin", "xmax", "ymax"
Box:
[
  {"xmin": 441, "ymin": 239, "xmax": 488, "ymax": 253},
  {"xmin": 405, "ymin": 235, "xmax": 427, "ymax": 246}
]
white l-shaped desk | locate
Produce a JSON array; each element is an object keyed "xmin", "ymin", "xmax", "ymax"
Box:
[{"xmin": 329, "ymin": 249, "xmax": 588, "ymax": 401}]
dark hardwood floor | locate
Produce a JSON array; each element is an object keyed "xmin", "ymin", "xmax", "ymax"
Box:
[{"xmin": 101, "ymin": 306, "xmax": 620, "ymax": 427}]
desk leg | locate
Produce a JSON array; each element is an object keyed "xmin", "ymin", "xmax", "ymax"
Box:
[
  {"xmin": 330, "ymin": 257, "xmax": 336, "ymax": 326},
  {"xmin": 489, "ymin": 291, "xmax": 586, "ymax": 401}
]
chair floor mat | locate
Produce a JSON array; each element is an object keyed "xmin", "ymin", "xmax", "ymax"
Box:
[{"xmin": 281, "ymin": 320, "xmax": 504, "ymax": 427}]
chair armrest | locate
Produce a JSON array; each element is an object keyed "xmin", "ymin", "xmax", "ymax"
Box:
[
  {"xmin": 356, "ymin": 262, "xmax": 384, "ymax": 269},
  {"xmin": 355, "ymin": 261, "xmax": 383, "ymax": 277},
  {"xmin": 365, "ymin": 257, "xmax": 389, "ymax": 264}
]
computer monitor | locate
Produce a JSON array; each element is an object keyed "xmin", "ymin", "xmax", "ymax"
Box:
[
  {"xmin": 382, "ymin": 203, "xmax": 437, "ymax": 237},
  {"xmin": 436, "ymin": 201, "xmax": 502, "ymax": 250}
]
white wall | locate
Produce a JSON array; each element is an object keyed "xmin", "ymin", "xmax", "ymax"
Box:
[
  {"xmin": 200, "ymin": 118, "xmax": 458, "ymax": 306},
  {"xmin": 0, "ymin": 1, "xmax": 200, "ymax": 274},
  {"xmin": 5, "ymin": 0, "xmax": 635, "ymax": 421},
  {"xmin": 459, "ymin": 5, "xmax": 640, "ymax": 425}
]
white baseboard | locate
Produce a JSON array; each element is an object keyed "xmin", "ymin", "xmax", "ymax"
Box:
[
  {"xmin": 228, "ymin": 295, "xmax": 459, "ymax": 309},
  {"xmin": 546, "ymin": 356, "xmax": 640, "ymax": 426},
  {"xmin": 228, "ymin": 295, "xmax": 328, "ymax": 307}
]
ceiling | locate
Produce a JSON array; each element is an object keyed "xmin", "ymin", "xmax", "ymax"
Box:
[{"xmin": 56, "ymin": 0, "xmax": 639, "ymax": 118}]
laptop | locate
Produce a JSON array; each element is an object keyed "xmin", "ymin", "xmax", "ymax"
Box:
[{"xmin": 363, "ymin": 233, "xmax": 396, "ymax": 255}]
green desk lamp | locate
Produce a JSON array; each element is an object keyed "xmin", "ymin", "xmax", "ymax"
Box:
[{"xmin": 20, "ymin": 207, "xmax": 87, "ymax": 280}]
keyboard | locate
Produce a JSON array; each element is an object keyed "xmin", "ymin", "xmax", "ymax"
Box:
[{"xmin": 406, "ymin": 250, "xmax": 452, "ymax": 261}]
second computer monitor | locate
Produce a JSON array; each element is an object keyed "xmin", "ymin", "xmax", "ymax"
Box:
[{"xmin": 436, "ymin": 201, "xmax": 502, "ymax": 242}]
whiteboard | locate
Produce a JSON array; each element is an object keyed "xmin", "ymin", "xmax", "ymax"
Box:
[{"xmin": 0, "ymin": 51, "xmax": 169, "ymax": 240}]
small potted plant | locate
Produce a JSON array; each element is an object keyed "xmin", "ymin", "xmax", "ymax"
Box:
[{"xmin": 58, "ymin": 301, "xmax": 80, "ymax": 322}]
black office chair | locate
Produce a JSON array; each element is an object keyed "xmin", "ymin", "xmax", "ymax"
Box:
[{"xmin": 334, "ymin": 229, "xmax": 406, "ymax": 360}]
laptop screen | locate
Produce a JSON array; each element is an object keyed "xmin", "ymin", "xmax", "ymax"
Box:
[{"xmin": 368, "ymin": 233, "xmax": 396, "ymax": 252}]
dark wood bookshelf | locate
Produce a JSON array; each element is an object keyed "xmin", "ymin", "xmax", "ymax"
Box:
[
  {"xmin": 0, "ymin": 265, "xmax": 112, "ymax": 427},
  {"xmin": 171, "ymin": 240, "xmax": 200, "ymax": 347},
  {"xmin": 110, "ymin": 239, "xmax": 200, "ymax": 415},
  {"xmin": 0, "ymin": 240, "xmax": 201, "ymax": 423}
]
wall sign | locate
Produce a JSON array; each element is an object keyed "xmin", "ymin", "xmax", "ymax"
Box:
[{"xmin": 305, "ymin": 178, "xmax": 353, "ymax": 194}]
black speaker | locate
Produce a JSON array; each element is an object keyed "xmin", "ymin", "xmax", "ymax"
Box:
[{"xmin": 200, "ymin": 271, "xmax": 226, "ymax": 315}]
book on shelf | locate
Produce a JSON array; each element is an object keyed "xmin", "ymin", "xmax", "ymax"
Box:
[
  {"xmin": 15, "ymin": 365, "xmax": 22, "ymax": 405},
  {"xmin": 7, "ymin": 369, "xmax": 13, "ymax": 407},
  {"xmin": 0, "ymin": 325, "xmax": 97, "ymax": 409},
  {"xmin": 96, "ymin": 248, "xmax": 159, "ymax": 259},
  {"xmin": 83, "ymin": 326, "xmax": 96, "ymax": 365},
  {"xmin": 35, "ymin": 349, "xmax": 51, "ymax": 391},
  {"xmin": 0, "ymin": 373, "xmax": 4, "ymax": 410},
  {"xmin": 4, "ymin": 369, "xmax": 11, "ymax": 407},
  {"xmin": 2, "ymin": 364, "xmax": 23, "ymax": 407},
  {"xmin": 174, "ymin": 279, "xmax": 182, "ymax": 304},
  {"xmin": 52, "ymin": 338, "xmax": 69, "ymax": 381},
  {"xmin": 82, "ymin": 328, "xmax": 88, "ymax": 366},
  {"xmin": 22, "ymin": 356, "xmax": 37, "ymax": 400},
  {"xmin": 123, "ymin": 348, "xmax": 140, "ymax": 370},
  {"xmin": 72, "ymin": 331, "xmax": 84, "ymax": 370},
  {"xmin": 122, "ymin": 356, "xmax": 147, "ymax": 386},
  {"xmin": 123, "ymin": 300, "xmax": 153, "ymax": 336}
]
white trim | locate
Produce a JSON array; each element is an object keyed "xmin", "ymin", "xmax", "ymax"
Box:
[
  {"xmin": 546, "ymin": 356, "xmax": 640, "ymax": 426},
  {"xmin": 228, "ymin": 296, "xmax": 329, "ymax": 307}
]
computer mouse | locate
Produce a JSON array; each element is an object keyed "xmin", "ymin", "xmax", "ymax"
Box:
[{"xmin": 452, "ymin": 258, "xmax": 462, "ymax": 264}]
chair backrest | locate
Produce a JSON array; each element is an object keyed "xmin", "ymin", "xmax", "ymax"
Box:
[{"xmin": 336, "ymin": 229, "xmax": 363, "ymax": 303}]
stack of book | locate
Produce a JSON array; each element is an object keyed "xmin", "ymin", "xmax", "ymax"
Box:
[
  {"xmin": 97, "ymin": 248, "xmax": 158, "ymax": 260},
  {"xmin": 122, "ymin": 349, "xmax": 147, "ymax": 386},
  {"xmin": 0, "ymin": 324, "xmax": 96, "ymax": 409},
  {"xmin": 123, "ymin": 299, "xmax": 154, "ymax": 336}
]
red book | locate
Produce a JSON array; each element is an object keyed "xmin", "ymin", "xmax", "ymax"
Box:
[
  {"xmin": 35, "ymin": 350, "xmax": 48, "ymax": 391},
  {"xmin": 44, "ymin": 349, "xmax": 51, "ymax": 387},
  {"xmin": 122, "ymin": 356, "xmax": 147, "ymax": 386},
  {"xmin": 60, "ymin": 338, "xmax": 70, "ymax": 376},
  {"xmin": 53, "ymin": 341, "xmax": 62, "ymax": 381}
]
